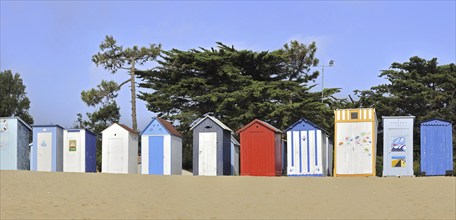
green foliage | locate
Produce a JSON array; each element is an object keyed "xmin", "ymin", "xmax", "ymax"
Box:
[
  {"xmin": 92, "ymin": 35, "xmax": 161, "ymax": 73},
  {"xmin": 354, "ymin": 56, "xmax": 456, "ymax": 172},
  {"xmin": 75, "ymin": 80, "xmax": 121, "ymax": 171},
  {"xmin": 92, "ymin": 35, "xmax": 161, "ymax": 131},
  {"xmin": 0, "ymin": 70, "xmax": 34, "ymax": 124},
  {"xmin": 137, "ymin": 41, "xmax": 340, "ymax": 169},
  {"xmin": 376, "ymin": 156, "xmax": 383, "ymax": 177}
]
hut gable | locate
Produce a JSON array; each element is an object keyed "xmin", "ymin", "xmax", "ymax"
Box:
[
  {"xmin": 141, "ymin": 117, "xmax": 182, "ymax": 138},
  {"xmin": 190, "ymin": 115, "xmax": 233, "ymax": 132},
  {"xmin": 117, "ymin": 123, "xmax": 138, "ymax": 135},
  {"xmin": 421, "ymin": 119, "xmax": 452, "ymax": 126},
  {"xmin": 286, "ymin": 118, "xmax": 321, "ymax": 131},
  {"xmin": 237, "ymin": 119, "xmax": 282, "ymax": 134}
]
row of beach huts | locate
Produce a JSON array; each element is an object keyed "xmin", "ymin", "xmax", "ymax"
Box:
[{"xmin": 0, "ymin": 108, "xmax": 453, "ymax": 176}]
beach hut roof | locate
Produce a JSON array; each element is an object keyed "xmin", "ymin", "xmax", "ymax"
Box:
[
  {"xmin": 140, "ymin": 117, "xmax": 182, "ymax": 138},
  {"xmin": 32, "ymin": 124, "xmax": 64, "ymax": 130},
  {"xmin": 421, "ymin": 118, "xmax": 452, "ymax": 125},
  {"xmin": 285, "ymin": 118, "xmax": 321, "ymax": 131},
  {"xmin": 1, "ymin": 117, "xmax": 32, "ymax": 131},
  {"xmin": 236, "ymin": 119, "xmax": 282, "ymax": 134},
  {"xmin": 66, "ymin": 128, "xmax": 96, "ymax": 136},
  {"xmin": 190, "ymin": 114, "xmax": 232, "ymax": 132},
  {"xmin": 102, "ymin": 123, "xmax": 138, "ymax": 135}
]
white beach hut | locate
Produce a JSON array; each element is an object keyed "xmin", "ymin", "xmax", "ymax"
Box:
[{"xmin": 102, "ymin": 123, "xmax": 138, "ymax": 174}]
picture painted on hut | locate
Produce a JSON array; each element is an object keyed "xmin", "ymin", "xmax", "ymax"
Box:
[
  {"xmin": 69, "ymin": 140, "xmax": 77, "ymax": 151},
  {"xmin": 391, "ymin": 137, "xmax": 406, "ymax": 152},
  {"xmin": 337, "ymin": 132, "xmax": 372, "ymax": 147},
  {"xmin": 391, "ymin": 156, "xmax": 406, "ymax": 168}
]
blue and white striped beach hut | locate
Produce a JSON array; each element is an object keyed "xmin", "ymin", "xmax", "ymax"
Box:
[{"xmin": 286, "ymin": 118, "xmax": 333, "ymax": 176}]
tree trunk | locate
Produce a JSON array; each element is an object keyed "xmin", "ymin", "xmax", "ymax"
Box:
[{"xmin": 130, "ymin": 61, "xmax": 137, "ymax": 131}]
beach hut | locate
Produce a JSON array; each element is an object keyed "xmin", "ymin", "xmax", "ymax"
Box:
[
  {"xmin": 0, "ymin": 117, "xmax": 32, "ymax": 170},
  {"xmin": 334, "ymin": 108, "xmax": 378, "ymax": 176},
  {"xmin": 382, "ymin": 116, "xmax": 415, "ymax": 177},
  {"xmin": 286, "ymin": 118, "xmax": 333, "ymax": 176},
  {"xmin": 102, "ymin": 123, "xmax": 138, "ymax": 174},
  {"xmin": 230, "ymin": 135, "xmax": 240, "ymax": 175},
  {"xmin": 420, "ymin": 119, "xmax": 453, "ymax": 176},
  {"xmin": 190, "ymin": 114, "xmax": 233, "ymax": 176},
  {"xmin": 237, "ymin": 119, "xmax": 282, "ymax": 176},
  {"xmin": 31, "ymin": 124, "xmax": 64, "ymax": 172},
  {"xmin": 140, "ymin": 117, "xmax": 183, "ymax": 175},
  {"xmin": 63, "ymin": 129, "xmax": 97, "ymax": 173}
]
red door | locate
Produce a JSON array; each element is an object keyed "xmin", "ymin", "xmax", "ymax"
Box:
[{"xmin": 240, "ymin": 122, "xmax": 275, "ymax": 176}]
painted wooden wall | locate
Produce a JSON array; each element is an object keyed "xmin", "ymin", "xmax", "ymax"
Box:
[
  {"xmin": 382, "ymin": 116, "xmax": 415, "ymax": 177},
  {"xmin": 238, "ymin": 119, "xmax": 282, "ymax": 176},
  {"xmin": 334, "ymin": 108, "xmax": 377, "ymax": 176},
  {"xmin": 286, "ymin": 118, "xmax": 332, "ymax": 176},
  {"xmin": 192, "ymin": 116, "xmax": 232, "ymax": 176},
  {"xmin": 420, "ymin": 119, "xmax": 453, "ymax": 176},
  {"xmin": 141, "ymin": 118, "xmax": 182, "ymax": 175},
  {"xmin": 31, "ymin": 125, "xmax": 64, "ymax": 172},
  {"xmin": 102, "ymin": 124, "xmax": 138, "ymax": 174},
  {"xmin": 0, "ymin": 117, "xmax": 32, "ymax": 170},
  {"xmin": 63, "ymin": 129, "xmax": 97, "ymax": 173}
]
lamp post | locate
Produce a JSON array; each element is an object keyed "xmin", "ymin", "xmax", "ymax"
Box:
[{"xmin": 321, "ymin": 60, "xmax": 334, "ymax": 103}]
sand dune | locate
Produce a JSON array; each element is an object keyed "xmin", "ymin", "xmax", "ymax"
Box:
[{"xmin": 1, "ymin": 170, "xmax": 455, "ymax": 219}]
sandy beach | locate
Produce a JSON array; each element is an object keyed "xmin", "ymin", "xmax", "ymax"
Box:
[{"xmin": 1, "ymin": 170, "xmax": 455, "ymax": 219}]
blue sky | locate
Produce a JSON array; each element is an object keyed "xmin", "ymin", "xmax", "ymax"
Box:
[{"xmin": 1, "ymin": 1, "xmax": 455, "ymax": 130}]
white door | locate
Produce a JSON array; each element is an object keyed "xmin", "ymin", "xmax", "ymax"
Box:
[
  {"xmin": 198, "ymin": 132, "xmax": 217, "ymax": 176},
  {"xmin": 64, "ymin": 132, "xmax": 81, "ymax": 172},
  {"xmin": 336, "ymin": 122, "xmax": 373, "ymax": 175},
  {"xmin": 107, "ymin": 138, "xmax": 123, "ymax": 173},
  {"xmin": 37, "ymin": 133, "xmax": 52, "ymax": 171}
]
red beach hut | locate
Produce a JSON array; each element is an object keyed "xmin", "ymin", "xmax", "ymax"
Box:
[{"xmin": 237, "ymin": 119, "xmax": 282, "ymax": 176}]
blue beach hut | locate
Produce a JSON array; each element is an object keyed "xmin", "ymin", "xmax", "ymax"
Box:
[
  {"xmin": 420, "ymin": 119, "xmax": 453, "ymax": 176},
  {"xmin": 31, "ymin": 124, "xmax": 64, "ymax": 172},
  {"xmin": 0, "ymin": 117, "xmax": 32, "ymax": 170},
  {"xmin": 141, "ymin": 117, "xmax": 183, "ymax": 175}
]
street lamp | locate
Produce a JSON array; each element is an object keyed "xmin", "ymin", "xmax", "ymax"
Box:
[{"xmin": 321, "ymin": 60, "xmax": 334, "ymax": 103}]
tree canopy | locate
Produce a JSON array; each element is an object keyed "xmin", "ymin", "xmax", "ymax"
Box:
[
  {"xmin": 75, "ymin": 80, "xmax": 121, "ymax": 171},
  {"xmin": 92, "ymin": 35, "xmax": 161, "ymax": 131},
  {"xmin": 354, "ymin": 56, "xmax": 456, "ymax": 174},
  {"xmin": 137, "ymin": 41, "xmax": 340, "ymax": 168},
  {"xmin": 0, "ymin": 70, "xmax": 34, "ymax": 124}
]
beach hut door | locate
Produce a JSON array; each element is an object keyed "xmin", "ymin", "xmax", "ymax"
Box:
[
  {"xmin": 65, "ymin": 132, "xmax": 81, "ymax": 172},
  {"xmin": 199, "ymin": 132, "xmax": 217, "ymax": 176},
  {"xmin": 149, "ymin": 136, "xmax": 164, "ymax": 175},
  {"xmin": 108, "ymin": 138, "xmax": 123, "ymax": 173},
  {"xmin": 37, "ymin": 132, "xmax": 52, "ymax": 171}
]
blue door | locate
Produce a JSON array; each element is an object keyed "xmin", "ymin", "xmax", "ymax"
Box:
[
  {"xmin": 149, "ymin": 136, "xmax": 164, "ymax": 175},
  {"xmin": 427, "ymin": 126, "xmax": 446, "ymax": 175}
]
